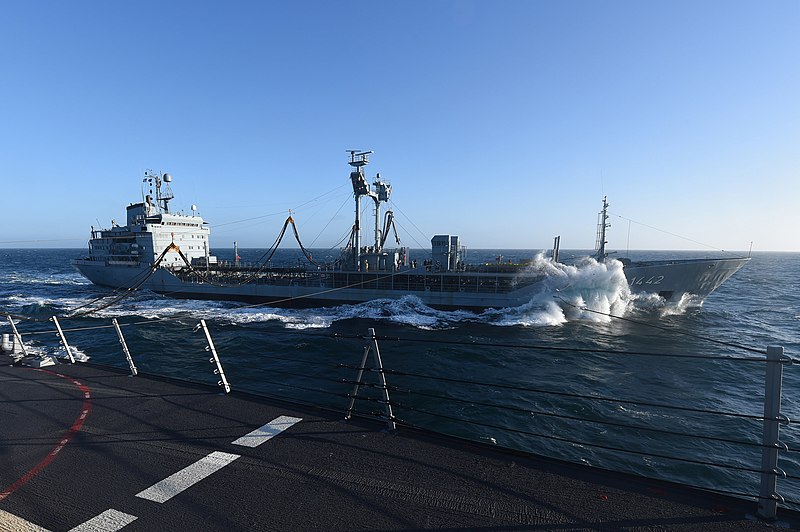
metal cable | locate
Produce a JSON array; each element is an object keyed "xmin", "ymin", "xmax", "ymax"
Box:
[
  {"xmin": 608, "ymin": 212, "xmax": 737, "ymax": 255},
  {"xmin": 381, "ymin": 368, "xmax": 769, "ymax": 421},
  {"xmin": 395, "ymin": 387, "xmax": 771, "ymax": 450},
  {"xmin": 249, "ymin": 378, "xmax": 345, "ymax": 399},
  {"xmin": 342, "ymin": 380, "xmax": 393, "ymax": 391},
  {"xmin": 348, "ymin": 334, "xmax": 772, "ymax": 360},
  {"xmin": 347, "ymin": 407, "xmax": 393, "ymax": 421},
  {"xmin": 346, "ymin": 394, "xmax": 390, "ymax": 404},
  {"xmin": 62, "ymin": 267, "xmax": 156, "ymax": 315},
  {"xmin": 390, "ymin": 401, "xmax": 768, "ymax": 475},
  {"xmin": 388, "ymin": 200, "xmax": 429, "ymax": 248},
  {"xmin": 258, "ymin": 366, "xmax": 346, "ymax": 384},
  {"xmin": 230, "ymin": 351, "xmax": 344, "ymax": 368},
  {"xmin": 212, "ymin": 183, "xmax": 347, "ymax": 229},
  {"xmin": 7, "ymin": 257, "xmax": 159, "ymax": 323},
  {"xmin": 392, "ymin": 410, "xmax": 781, "ymax": 503},
  {"xmin": 308, "ymin": 195, "xmax": 352, "ymax": 248},
  {"xmin": 63, "ymin": 245, "xmax": 181, "ymax": 318}
]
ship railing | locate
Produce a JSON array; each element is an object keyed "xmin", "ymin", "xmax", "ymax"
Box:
[
  {"xmin": 168, "ymin": 268, "xmax": 524, "ymax": 294},
  {"xmin": 337, "ymin": 334, "xmax": 792, "ymax": 521},
  {"xmin": 2, "ymin": 316, "xmax": 795, "ymax": 520}
]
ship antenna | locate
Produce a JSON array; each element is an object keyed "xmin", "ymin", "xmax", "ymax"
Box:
[
  {"xmin": 595, "ymin": 196, "xmax": 610, "ymax": 262},
  {"xmin": 160, "ymin": 172, "xmax": 174, "ymax": 213}
]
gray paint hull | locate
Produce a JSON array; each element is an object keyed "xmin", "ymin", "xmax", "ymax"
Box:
[
  {"xmin": 72, "ymin": 260, "xmax": 545, "ymax": 311},
  {"xmin": 624, "ymin": 257, "xmax": 749, "ymax": 300},
  {"xmin": 73, "ymin": 257, "xmax": 749, "ymax": 310}
]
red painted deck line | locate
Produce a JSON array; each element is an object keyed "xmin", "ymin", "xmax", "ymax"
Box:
[{"xmin": 0, "ymin": 368, "xmax": 92, "ymax": 502}]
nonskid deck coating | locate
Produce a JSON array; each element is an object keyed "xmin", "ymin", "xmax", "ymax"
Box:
[{"xmin": 0, "ymin": 360, "xmax": 795, "ymax": 531}]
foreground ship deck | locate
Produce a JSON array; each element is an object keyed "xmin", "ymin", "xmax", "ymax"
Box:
[{"xmin": 0, "ymin": 360, "xmax": 794, "ymax": 530}]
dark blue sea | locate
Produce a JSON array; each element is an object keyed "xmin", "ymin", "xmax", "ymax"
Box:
[{"xmin": 1, "ymin": 248, "xmax": 798, "ymax": 509}]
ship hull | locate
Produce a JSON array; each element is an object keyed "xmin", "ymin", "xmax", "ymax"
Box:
[
  {"xmin": 624, "ymin": 257, "xmax": 749, "ymax": 300},
  {"xmin": 73, "ymin": 260, "xmax": 546, "ymax": 311},
  {"xmin": 74, "ymin": 256, "xmax": 750, "ymax": 311}
]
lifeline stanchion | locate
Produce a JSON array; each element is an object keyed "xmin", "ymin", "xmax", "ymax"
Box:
[
  {"xmin": 757, "ymin": 346, "xmax": 789, "ymax": 519},
  {"xmin": 7, "ymin": 314, "xmax": 30, "ymax": 359},
  {"xmin": 346, "ymin": 328, "xmax": 395, "ymax": 430},
  {"xmin": 196, "ymin": 319, "xmax": 231, "ymax": 394},
  {"xmin": 51, "ymin": 315, "xmax": 76, "ymax": 364},
  {"xmin": 112, "ymin": 318, "xmax": 138, "ymax": 376}
]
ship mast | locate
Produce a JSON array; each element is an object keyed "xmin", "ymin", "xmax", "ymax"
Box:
[
  {"xmin": 347, "ymin": 150, "xmax": 392, "ymax": 270},
  {"xmin": 143, "ymin": 170, "xmax": 175, "ymax": 214},
  {"xmin": 348, "ymin": 150, "xmax": 372, "ymax": 270},
  {"xmin": 371, "ymin": 173, "xmax": 392, "ymax": 249},
  {"xmin": 595, "ymin": 196, "xmax": 610, "ymax": 262}
]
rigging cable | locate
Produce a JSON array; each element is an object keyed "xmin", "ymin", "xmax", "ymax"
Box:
[
  {"xmin": 390, "ymin": 218, "xmax": 427, "ymax": 252},
  {"xmin": 608, "ymin": 211, "xmax": 737, "ymax": 255},
  {"xmin": 389, "ymin": 200, "xmax": 429, "ymax": 248},
  {"xmin": 65, "ymin": 244, "xmax": 181, "ymax": 318},
  {"xmin": 308, "ymin": 194, "xmax": 351, "ymax": 248},
  {"xmin": 213, "ymin": 183, "xmax": 348, "ymax": 229},
  {"xmin": 8, "ymin": 244, "xmax": 179, "ymax": 322}
]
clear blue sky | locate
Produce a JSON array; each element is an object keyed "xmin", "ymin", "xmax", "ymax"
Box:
[{"xmin": 1, "ymin": 1, "xmax": 797, "ymax": 252}]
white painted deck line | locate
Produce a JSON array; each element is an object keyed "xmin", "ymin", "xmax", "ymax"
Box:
[
  {"xmin": 69, "ymin": 509, "xmax": 137, "ymax": 532},
  {"xmin": 231, "ymin": 415, "xmax": 302, "ymax": 448},
  {"xmin": 0, "ymin": 510, "xmax": 50, "ymax": 532},
  {"xmin": 135, "ymin": 451, "xmax": 240, "ymax": 503}
]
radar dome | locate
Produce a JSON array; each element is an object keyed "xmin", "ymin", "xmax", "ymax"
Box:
[{"xmin": 163, "ymin": 173, "xmax": 172, "ymax": 182}]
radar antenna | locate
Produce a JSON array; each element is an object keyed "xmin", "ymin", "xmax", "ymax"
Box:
[{"xmin": 347, "ymin": 150, "xmax": 373, "ymax": 167}]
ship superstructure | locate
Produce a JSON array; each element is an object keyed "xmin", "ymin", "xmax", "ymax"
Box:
[{"xmin": 73, "ymin": 171, "xmax": 213, "ymax": 286}]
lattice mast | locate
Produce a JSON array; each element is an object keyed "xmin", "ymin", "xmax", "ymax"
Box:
[{"xmin": 595, "ymin": 196, "xmax": 610, "ymax": 262}]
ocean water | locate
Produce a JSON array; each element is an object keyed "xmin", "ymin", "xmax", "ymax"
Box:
[{"xmin": 1, "ymin": 247, "xmax": 798, "ymax": 508}]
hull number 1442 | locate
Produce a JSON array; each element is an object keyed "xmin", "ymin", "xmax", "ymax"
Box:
[{"xmin": 629, "ymin": 275, "xmax": 665, "ymax": 286}]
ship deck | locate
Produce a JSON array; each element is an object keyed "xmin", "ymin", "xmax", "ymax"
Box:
[{"xmin": 1, "ymin": 358, "xmax": 795, "ymax": 531}]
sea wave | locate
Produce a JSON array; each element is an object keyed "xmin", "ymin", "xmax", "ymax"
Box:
[
  {"xmin": 4, "ymin": 339, "xmax": 90, "ymax": 362},
  {"xmin": 0, "ymin": 272, "xmax": 89, "ymax": 286}
]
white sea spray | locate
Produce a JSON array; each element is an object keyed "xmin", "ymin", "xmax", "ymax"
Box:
[{"xmin": 490, "ymin": 255, "xmax": 633, "ymax": 327}]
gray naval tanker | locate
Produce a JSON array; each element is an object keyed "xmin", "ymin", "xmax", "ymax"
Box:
[{"xmin": 73, "ymin": 153, "xmax": 749, "ymax": 311}]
